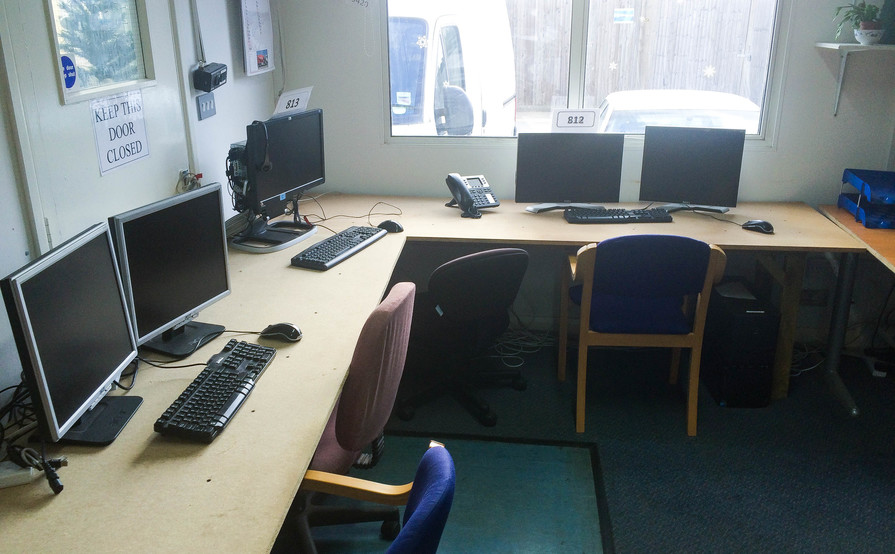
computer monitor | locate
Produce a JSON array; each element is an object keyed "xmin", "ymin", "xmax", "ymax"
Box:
[
  {"xmin": 514, "ymin": 133, "xmax": 625, "ymax": 203},
  {"xmin": 639, "ymin": 126, "xmax": 746, "ymax": 212},
  {"xmin": 1, "ymin": 223, "xmax": 142, "ymax": 445},
  {"xmin": 109, "ymin": 184, "xmax": 230, "ymax": 358},
  {"xmin": 229, "ymin": 108, "xmax": 326, "ymax": 252}
]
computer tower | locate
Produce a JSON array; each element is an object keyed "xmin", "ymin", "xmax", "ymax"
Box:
[{"xmin": 701, "ymin": 280, "xmax": 778, "ymax": 408}]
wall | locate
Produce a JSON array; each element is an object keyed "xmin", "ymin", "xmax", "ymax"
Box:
[
  {"xmin": 170, "ymin": 0, "xmax": 280, "ymax": 215},
  {"xmin": 279, "ymin": 0, "xmax": 895, "ymax": 207},
  {"xmin": 1, "ymin": 0, "xmax": 894, "ymax": 403},
  {"xmin": 0, "ymin": 0, "xmax": 278, "ymax": 404}
]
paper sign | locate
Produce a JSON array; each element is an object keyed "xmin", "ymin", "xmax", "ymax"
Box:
[
  {"xmin": 242, "ymin": 0, "xmax": 275, "ymax": 76},
  {"xmin": 274, "ymin": 87, "xmax": 313, "ymax": 116},
  {"xmin": 91, "ymin": 90, "xmax": 150, "ymax": 175},
  {"xmin": 551, "ymin": 109, "xmax": 599, "ymax": 133}
]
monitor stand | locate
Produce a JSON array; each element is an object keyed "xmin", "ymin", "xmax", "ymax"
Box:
[
  {"xmin": 658, "ymin": 203, "xmax": 730, "ymax": 214},
  {"xmin": 229, "ymin": 214, "xmax": 318, "ymax": 253},
  {"xmin": 48, "ymin": 396, "xmax": 143, "ymax": 446},
  {"xmin": 142, "ymin": 321, "xmax": 225, "ymax": 358}
]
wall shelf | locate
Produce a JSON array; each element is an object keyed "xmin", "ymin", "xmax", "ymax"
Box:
[{"xmin": 815, "ymin": 42, "xmax": 895, "ymax": 115}]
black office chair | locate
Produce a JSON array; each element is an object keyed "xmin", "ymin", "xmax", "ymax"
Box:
[{"xmin": 396, "ymin": 248, "xmax": 529, "ymax": 426}]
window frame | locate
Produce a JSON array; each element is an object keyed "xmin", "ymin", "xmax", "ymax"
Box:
[
  {"xmin": 46, "ymin": 0, "xmax": 157, "ymax": 105},
  {"xmin": 381, "ymin": 0, "xmax": 789, "ymax": 144}
]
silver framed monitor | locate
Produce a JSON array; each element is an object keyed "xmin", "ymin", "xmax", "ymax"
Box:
[
  {"xmin": 1, "ymin": 223, "xmax": 141, "ymax": 445},
  {"xmin": 109, "ymin": 184, "xmax": 231, "ymax": 358}
]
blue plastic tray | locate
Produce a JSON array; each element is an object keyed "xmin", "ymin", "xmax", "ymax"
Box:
[
  {"xmin": 838, "ymin": 192, "xmax": 895, "ymax": 229},
  {"xmin": 842, "ymin": 169, "xmax": 895, "ymax": 204}
]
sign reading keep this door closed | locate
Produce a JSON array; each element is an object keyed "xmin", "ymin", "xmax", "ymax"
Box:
[{"xmin": 91, "ymin": 90, "xmax": 150, "ymax": 175}]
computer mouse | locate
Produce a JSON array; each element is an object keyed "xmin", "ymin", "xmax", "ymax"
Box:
[
  {"xmin": 742, "ymin": 219, "xmax": 774, "ymax": 234},
  {"xmin": 260, "ymin": 322, "xmax": 302, "ymax": 342},
  {"xmin": 377, "ymin": 220, "xmax": 404, "ymax": 233}
]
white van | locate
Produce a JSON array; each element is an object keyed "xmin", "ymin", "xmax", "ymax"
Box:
[{"xmin": 387, "ymin": 0, "xmax": 516, "ymax": 137}]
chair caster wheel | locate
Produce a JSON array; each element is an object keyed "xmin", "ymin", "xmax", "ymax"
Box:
[
  {"xmin": 512, "ymin": 378, "xmax": 527, "ymax": 391},
  {"xmin": 396, "ymin": 404, "xmax": 415, "ymax": 421},
  {"xmin": 381, "ymin": 519, "xmax": 401, "ymax": 540}
]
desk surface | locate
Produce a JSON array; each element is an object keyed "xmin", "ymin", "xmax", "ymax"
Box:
[
  {"xmin": 0, "ymin": 195, "xmax": 864, "ymax": 553},
  {"xmin": 819, "ymin": 204, "xmax": 895, "ymax": 273},
  {"xmin": 0, "ymin": 205, "xmax": 405, "ymax": 553},
  {"xmin": 358, "ymin": 195, "xmax": 863, "ymax": 253}
]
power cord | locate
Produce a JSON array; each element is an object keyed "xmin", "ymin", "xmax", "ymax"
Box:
[
  {"xmin": 176, "ymin": 171, "xmax": 203, "ymax": 193},
  {"xmin": 5, "ymin": 444, "xmax": 65, "ymax": 494}
]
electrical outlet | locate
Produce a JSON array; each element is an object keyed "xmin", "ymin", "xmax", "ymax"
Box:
[{"xmin": 197, "ymin": 92, "xmax": 216, "ymax": 120}]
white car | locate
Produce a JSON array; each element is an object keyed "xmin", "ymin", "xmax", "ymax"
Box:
[{"xmin": 596, "ymin": 90, "xmax": 760, "ymax": 134}]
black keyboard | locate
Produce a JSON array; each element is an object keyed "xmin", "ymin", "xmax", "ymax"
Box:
[
  {"xmin": 290, "ymin": 225, "xmax": 387, "ymax": 270},
  {"xmin": 154, "ymin": 339, "xmax": 276, "ymax": 443},
  {"xmin": 564, "ymin": 207, "xmax": 673, "ymax": 224}
]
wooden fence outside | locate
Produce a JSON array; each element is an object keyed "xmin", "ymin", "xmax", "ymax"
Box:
[{"xmin": 506, "ymin": 0, "xmax": 778, "ymax": 112}]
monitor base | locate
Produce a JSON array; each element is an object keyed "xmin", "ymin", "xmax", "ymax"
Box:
[
  {"xmin": 56, "ymin": 396, "xmax": 143, "ymax": 446},
  {"xmin": 229, "ymin": 216, "xmax": 318, "ymax": 253},
  {"xmin": 142, "ymin": 321, "xmax": 225, "ymax": 358},
  {"xmin": 658, "ymin": 203, "xmax": 730, "ymax": 214}
]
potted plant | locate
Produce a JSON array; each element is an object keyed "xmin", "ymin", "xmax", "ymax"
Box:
[{"xmin": 834, "ymin": 1, "xmax": 885, "ymax": 44}]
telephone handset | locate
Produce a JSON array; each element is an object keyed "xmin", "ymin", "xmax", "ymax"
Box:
[{"xmin": 445, "ymin": 173, "xmax": 500, "ymax": 218}]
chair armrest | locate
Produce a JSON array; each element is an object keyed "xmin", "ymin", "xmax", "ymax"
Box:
[
  {"xmin": 299, "ymin": 441, "xmax": 446, "ymax": 506},
  {"xmin": 300, "ymin": 470, "xmax": 414, "ymax": 506}
]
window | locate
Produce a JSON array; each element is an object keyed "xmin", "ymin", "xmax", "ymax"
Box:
[
  {"xmin": 386, "ymin": 0, "xmax": 779, "ymax": 137},
  {"xmin": 48, "ymin": 0, "xmax": 154, "ymax": 103}
]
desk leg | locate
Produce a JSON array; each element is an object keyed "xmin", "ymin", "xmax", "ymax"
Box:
[
  {"xmin": 822, "ymin": 252, "xmax": 860, "ymax": 417},
  {"xmin": 767, "ymin": 253, "xmax": 806, "ymax": 400}
]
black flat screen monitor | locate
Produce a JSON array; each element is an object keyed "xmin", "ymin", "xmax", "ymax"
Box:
[
  {"xmin": 231, "ymin": 108, "xmax": 325, "ymax": 252},
  {"xmin": 639, "ymin": 126, "xmax": 745, "ymax": 211},
  {"xmin": 109, "ymin": 184, "xmax": 230, "ymax": 358},
  {"xmin": 515, "ymin": 133, "xmax": 625, "ymax": 203},
  {"xmin": 2, "ymin": 223, "xmax": 142, "ymax": 445}
]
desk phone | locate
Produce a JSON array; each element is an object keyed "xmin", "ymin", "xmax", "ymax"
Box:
[{"xmin": 445, "ymin": 173, "xmax": 500, "ymax": 218}]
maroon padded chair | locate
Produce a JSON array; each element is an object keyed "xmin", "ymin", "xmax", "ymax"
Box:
[{"xmin": 275, "ymin": 282, "xmax": 415, "ymax": 553}]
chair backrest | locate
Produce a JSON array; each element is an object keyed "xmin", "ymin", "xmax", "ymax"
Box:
[
  {"xmin": 386, "ymin": 445, "xmax": 456, "ymax": 554},
  {"xmin": 427, "ymin": 248, "xmax": 529, "ymax": 322},
  {"xmin": 573, "ymin": 235, "xmax": 725, "ymax": 335},
  {"xmin": 591, "ymin": 234, "xmax": 710, "ymax": 297},
  {"xmin": 334, "ymin": 282, "xmax": 415, "ymax": 453}
]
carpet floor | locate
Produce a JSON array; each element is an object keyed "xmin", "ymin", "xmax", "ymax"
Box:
[
  {"xmin": 385, "ymin": 345, "xmax": 895, "ymax": 553},
  {"xmin": 313, "ymin": 435, "xmax": 603, "ymax": 553}
]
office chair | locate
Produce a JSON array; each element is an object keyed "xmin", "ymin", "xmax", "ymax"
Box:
[
  {"xmin": 396, "ymin": 248, "xmax": 529, "ymax": 426},
  {"xmin": 298, "ymin": 440, "xmax": 455, "ymax": 554},
  {"xmin": 557, "ymin": 235, "xmax": 726, "ymax": 436},
  {"xmin": 277, "ymin": 282, "xmax": 415, "ymax": 553}
]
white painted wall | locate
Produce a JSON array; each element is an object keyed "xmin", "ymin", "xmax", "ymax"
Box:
[
  {"xmin": 1, "ymin": 0, "xmax": 894, "ymax": 403},
  {"xmin": 279, "ymin": 0, "xmax": 895, "ymax": 206},
  {"xmin": 170, "ymin": 0, "xmax": 279, "ymax": 216},
  {"xmin": 0, "ymin": 0, "xmax": 278, "ymax": 401}
]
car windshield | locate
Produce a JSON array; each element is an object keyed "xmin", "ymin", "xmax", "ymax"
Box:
[{"xmin": 602, "ymin": 109, "xmax": 759, "ymax": 134}]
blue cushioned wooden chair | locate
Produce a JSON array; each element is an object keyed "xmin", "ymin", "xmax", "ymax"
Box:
[
  {"xmin": 557, "ymin": 235, "xmax": 726, "ymax": 436},
  {"xmin": 300, "ymin": 441, "xmax": 455, "ymax": 554}
]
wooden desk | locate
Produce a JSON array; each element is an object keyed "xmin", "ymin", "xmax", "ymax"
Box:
[
  {"xmin": 0, "ymin": 195, "xmax": 863, "ymax": 552},
  {"xmin": 0, "ymin": 210, "xmax": 406, "ymax": 553},
  {"xmin": 819, "ymin": 205, "xmax": 895, "ymax": 272},
  {"xmin": 358, "ymin": 195, "xmax": 863, "ymax": 399},
  {"xmin": 817, "ymin": 204, "xmax": 895, "ymax": 415}
]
